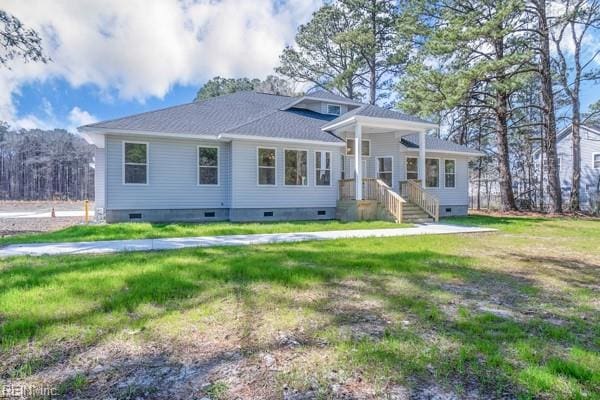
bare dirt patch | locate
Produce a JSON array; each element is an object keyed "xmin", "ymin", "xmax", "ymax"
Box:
[
  {"xmin": 0, "ymin": 201, "xmax": 92, "ymax": 237},
  {"xmin": 0, "ymin": 216, "xmax": 83, "ymax": 237}
]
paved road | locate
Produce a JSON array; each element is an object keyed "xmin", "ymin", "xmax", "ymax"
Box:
[{"xmin": 0, "ymin": 224, "xmax": 496, "ymax": 257}]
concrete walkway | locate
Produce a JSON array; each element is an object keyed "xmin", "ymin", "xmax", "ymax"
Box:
[{"xmin": 0, "ymin": 224, "xmax": 496, "ymax": 258}]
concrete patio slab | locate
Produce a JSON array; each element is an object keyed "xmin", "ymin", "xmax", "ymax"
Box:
[{"xmin": 0, "ymin": 223, "xmax": 496, "ymax": 258}]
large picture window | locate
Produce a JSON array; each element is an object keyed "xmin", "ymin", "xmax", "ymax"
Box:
[
  {"xmin": 346, "ymin": 139, "xmax": 370, "ymax": 156},
  {"xmin": 377, "ymin": 157, "xmax": 393, "ymax": 187},
  {"xmin": 285, "ymin": 149, "xmax": 308, "ymax": 186},
  {"xmin": 123, "ymin": 142, "xmax": 148, "ymax": 184},
  {"xmin": 258, "ymin": 148, "xmax": 276, "ymax": 185},
  {"xmin": 444, "ymin": 159, "xmax": 456, "ymax": 188},
  {"xmin": 315, "ymin": 151, "xmax": 331, "ymax": 186},
  {"xmin": 426, "ymin": 158, "xmax": 440, "ymax": 188},
  {"xmin": 406, "ymin": 157, "xmax": 418, "ymax": 180},
  {"xmin": 198, "ymin": 146, "xmax": 218, "ymax": 185}
]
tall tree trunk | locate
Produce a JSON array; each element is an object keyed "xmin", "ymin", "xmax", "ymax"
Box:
[
  {"xmin": 368, "ymin": 0, "xmax": 377, "ymax": 105},
  {"xmin": 496, "ymin": 94, "xmax": 517, "ymax": 211},
  {"xmin": 569, "ymin": 21, "xmax": 583, "ymax": 211},
  {"xmin": 493, "ymin": 32, "xmax": 517, "ymax": 211},
  {"xmin": 537, "ymin": 0, "xmax": 562, "ymax": 213},
  {"xmin": 570, "ymin": 107, "xmax": 581, "ymax": 210}
]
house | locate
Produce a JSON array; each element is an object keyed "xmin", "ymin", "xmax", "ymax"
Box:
[
  {"xmin": 551, "ymin": 124, "xmax": 600, "ymax": 210},
  {"xmin": 79, "ymin": 90, "xmax": 482, "ymax": 223}
]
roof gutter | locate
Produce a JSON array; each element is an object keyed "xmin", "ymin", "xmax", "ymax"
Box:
[
  {"xmin": 78, "ymin": 127, "xmax": 346, "ymax": 147},
  {"xmin": 217, "ymin": 133, "xmax": 346, "ymax": 147}
]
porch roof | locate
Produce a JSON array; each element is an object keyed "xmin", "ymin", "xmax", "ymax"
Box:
[{"xmin": 321, "ymin": 104, "xmax": 438, "ymax": 132}]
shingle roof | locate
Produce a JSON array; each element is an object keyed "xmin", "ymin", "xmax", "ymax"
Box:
[
  {"xmin": 303, "ymin": 90, "xmax": 362, "ymax": 105},
  {"xmin": 325, "ymin": 104, "xmax": 434, "ymax": 126},
  {"xmin": 225, "ymin": 108, "xmax": 343, "ymax": 143},
  {"xmin": 81, "ymin": 91, "xmax": 292, "ymax": 135},
  {"xmin": 402, "ymin": 134, "xmax": 483, "ymax": 155},
  {"xmin": 81, "ymin": 91, "xmax": 446, "ymax": 146}
]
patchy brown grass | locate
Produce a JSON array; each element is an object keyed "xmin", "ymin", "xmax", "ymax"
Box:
[{"xmin": 0, "ymin": 215, "xmax": 598, "ymax": 399}]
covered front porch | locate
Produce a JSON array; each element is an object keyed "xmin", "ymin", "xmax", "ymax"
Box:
[{"xmin": 321, "ymin": 111, "xmax": 440, "ymax": 223}]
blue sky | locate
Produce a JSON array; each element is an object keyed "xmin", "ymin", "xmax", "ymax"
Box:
[
  {"xmin": 2, "ymin": 0, "xmax": 599, "ymax": 132},
  {"xmin": 2, "ymin": 0, "xmax": 322, "ymax": 131}
]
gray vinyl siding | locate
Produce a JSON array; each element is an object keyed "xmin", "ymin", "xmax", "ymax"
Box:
[
  {"xmin": 230, "ymin": 140, "xmax": 341, "ymax": 209},
  {"xmin": 341, "ymin": 132, "xmax": 471, "ymax": 207},
  {"xmin": 341, "ymin": 132, "xmax": 403, "ymax": 192},
  {"xmin": 294, "ymin": 100, "xmax": 349, "ymax": 115},
  {"xmin": 94, "ymin": 147, "xmax": 106, "ymax": 209},
  {"xmin": 105, "ymin": 135, "xmax": 230, "ymax": 210},
  {"xmin": 556, "ymin": 127, "xmax": 600, "ymax": 205},
  {"xmin": 399, "ymin": 151, "xmax": 470, "ymax": 206}
]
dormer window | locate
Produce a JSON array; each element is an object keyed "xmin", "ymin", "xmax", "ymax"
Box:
[{"xmin": 326, "ymin": 104, "xmax": 341, "ymax": 116}]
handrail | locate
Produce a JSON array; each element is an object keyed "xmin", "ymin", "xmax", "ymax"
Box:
[
  {"xmin": 400, "ymin": 180, "xmax": 440, "ymax": 222},
  {"xmin": 338, "ymin": 178, "xmax": 406, "ymax": 222}
]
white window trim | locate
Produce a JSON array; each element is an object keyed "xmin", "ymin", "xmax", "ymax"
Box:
[
  {"xmin": 444, "ymin": 158, "xmax": 457, "ymax": 189},
  {"xmin": 257, "ymin": 146, "xmax": 277, "ymax": 186},
  {"xmin": 405, "ymin": 156, "xmax": 419, "ymax": 181},
  {"xmin": 197, "ymin": 145, "xmax": 220, "ymax": 186},
  {"xmin": 425, "ymin": 157, "xmax": 441, "ymax": 188},
  {"xmin": 345, "ymin": 138, "xmax": 371, "ymax": 157},
  {"xmin": 593, "ymin": 152, "xmax": 600, "ymax": 169},
  {"xmin": 376, "ymin": 156, "xmax": 394, "ymax": 187},
  {"xmin": 326, "ymin": 103, "xmax": 342, "ymax": 116},
  {"xmin": 284, "ymin": 148, "xmax": 309, "ymax": 187},
  {"xmin": 122, "ymin": 141, "xmax": 149, "ymax": 185},
  {"xmin": 315, "ymin": 150, "xmax": 332, "ymax": 187}
]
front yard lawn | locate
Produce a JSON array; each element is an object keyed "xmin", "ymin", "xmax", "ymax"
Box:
[
  {"xmin": 0, "ymin": 216, "xmax": 598, "ymax": 399},
  {"xmin": 0, "ymin": 219, "xmax": 406, "ymax": 246}
]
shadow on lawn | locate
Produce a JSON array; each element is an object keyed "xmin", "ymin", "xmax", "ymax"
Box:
[{"xmin": 1, "ymin": 240, "xmax": 598, "ymax": 399}]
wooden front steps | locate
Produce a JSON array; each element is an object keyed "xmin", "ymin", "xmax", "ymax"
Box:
[
  {"xmin": 336, "ymin": 200, "xmax": 434, "ymax": 224},
  {"xmin": 401, "ymin": 202, "xmax": 435, "ymax": 224}
]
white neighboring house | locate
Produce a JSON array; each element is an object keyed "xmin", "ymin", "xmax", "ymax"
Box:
[
  {"xmin": 551, "ymin": 124, "xmax": 600, "ymax": 210},
  {"xmin": 79, "ymin": 90, "xmax": 483, "ymax": 223}
]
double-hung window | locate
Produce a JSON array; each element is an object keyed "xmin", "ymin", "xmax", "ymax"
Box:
[
  {"xmin": 258, "ymin": 148, "xmax": 276, "ymax": 185},
  {"xmin": 346, "ymin": 139, "xmax": 370, "ymax": 156},
  {"xmin": 198, "ymin": 146, "xmax": 218, "ymax": 185},
  {"xmin": 593, "ymin": 153, "xmax": 600, "ymax": 169},
  {"xmin": 425, "ymin": 158, "xmax": 440, "ymax": 188},
  {"xmin": 285, "ymin": 149, "xmax": 308, "ymax": 186},
  {"xmin": 406, "ymin": 157, "xmax": 418, "ymax": 180},
  {"xmin": 444, "ymin": 159, "xmax": 456, "ymax": 188},
  {"xmin": 315, "ymin": 151, "xmax": 331, "ymax": 186},
  {"xmin": 123, "ymin": 142, "xmax": 148, "ymax": 184},
  {"xmin": 377, "ymin": 157, "xmax": 393, "ymax": 187}
]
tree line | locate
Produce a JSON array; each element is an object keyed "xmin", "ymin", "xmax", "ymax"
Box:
[
  {"xmin": 3, "ymin": 4, "xmax": 599, "ymax": 211},
  {"xmin": 198, "ymin": 0, "xmax": 600, "ymax": 213},
  {"xmin": 0, "ymin": 124, "xmax": 95, "ymax": 200}
]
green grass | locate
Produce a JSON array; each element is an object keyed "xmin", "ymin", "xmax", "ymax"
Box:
[
  {"xmin": 0, "ymin": 215, "xmax": 598, "ymax": 399},
  {"xmin": 0, "ymin": 219, "xmax": 407, "ymax": 246}
]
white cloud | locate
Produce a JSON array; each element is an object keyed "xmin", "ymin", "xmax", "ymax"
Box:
[
  {"xmin": 1, "ymin": 0, "xmax": 321, "ymax": 127},
  {"xmin": 67, "ymin": 107, "xmax": 98, "ymax": 133}
]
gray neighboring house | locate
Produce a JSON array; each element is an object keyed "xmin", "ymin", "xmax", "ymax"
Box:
[
  {"xmin": 80, "ymin": 90, "xmax": 482, "ymax": 223},
  {"xmin": 552, "ymin": 124, "xmax": 600, "ymax": 209}
]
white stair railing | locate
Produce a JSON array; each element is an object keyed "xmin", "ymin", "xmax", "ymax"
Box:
[
  {"xmin": 338, "ymin": 178, "xmax": 406, "ymax": 223},
  {"xmin": 400, "ymin": 180, "xmax": 440, "ymax": 222}
]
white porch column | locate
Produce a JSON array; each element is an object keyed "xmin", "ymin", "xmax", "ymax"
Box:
[
  {"xmin": 418, "ymin": 130, "xmax": 426, "ymax": 188},
  {"xmin": 354, "ymin": 124, "xmax": 363, "ymax": 200}
]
